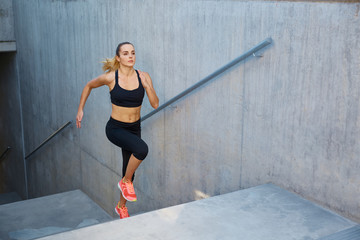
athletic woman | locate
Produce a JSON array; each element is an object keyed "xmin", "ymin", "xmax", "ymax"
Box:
[{"xmin": 76, "ymin": 42, "xmax": 159, "ymax": 219}]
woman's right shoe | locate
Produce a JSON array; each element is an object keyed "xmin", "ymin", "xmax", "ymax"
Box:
[
  {"xmin": 118, "ymin": 178, "xmax": 137, "ymax": 202},
  {"xmin": 115, "ymin": 205, "xmax": 129, "ymax": 219}
]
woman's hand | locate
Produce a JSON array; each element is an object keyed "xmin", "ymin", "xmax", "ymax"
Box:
[{"xmin": 76, "ymin": 110, "xmax": 84, "ymax": 128}]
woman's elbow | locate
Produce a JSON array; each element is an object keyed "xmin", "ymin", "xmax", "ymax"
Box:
[
  {"xmin": 84, "ymin": 82, "xmax": 93, "ymax": 91},
  {"xmin": 152, "ymin": 102, "xmax": 159, "ymax": 109},
  {"xmin": 152, "ymin": 100, "xmax": 159, "ymax": 109}
]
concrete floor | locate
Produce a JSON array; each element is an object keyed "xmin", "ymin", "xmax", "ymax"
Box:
[
  {"xmin": 37, "ymin": 184, "xmax": 359, "ymax": 240},
  {"xmin": 0, "ymin": 190, "xmax": 112, "ymax": 240}
]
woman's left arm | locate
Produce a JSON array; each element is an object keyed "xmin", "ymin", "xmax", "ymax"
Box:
[{"xmin": 139, "ymin": 71, "xmax": 159, "ymax": 109}]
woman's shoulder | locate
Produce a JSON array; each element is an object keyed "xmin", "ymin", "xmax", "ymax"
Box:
[
  {"xmin": 136, "ymin": 69, "xmax": 151, "ymax": 78},
  {"xmin": 100, "ymin": 70, "xmax": 116, "ymax": 82}
]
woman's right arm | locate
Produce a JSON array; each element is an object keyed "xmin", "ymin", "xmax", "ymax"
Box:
[{"xmin": 76, "ymin": 73, "xmax": 112, "ymax": 128}]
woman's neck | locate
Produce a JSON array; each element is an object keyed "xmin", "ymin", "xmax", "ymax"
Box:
[{"xmin": 118, "ymin": 66, "xmax": 134, "ymax": 77}]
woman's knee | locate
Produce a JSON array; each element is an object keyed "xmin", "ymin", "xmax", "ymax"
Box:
[{"xmin": 133, "ymin": 143, "xmax": 148, "ymax": 160}]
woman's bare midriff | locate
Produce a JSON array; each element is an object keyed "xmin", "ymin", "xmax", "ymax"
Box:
[{"xmin": 111, "ymin": 104, "xmax": 142, "ymax": 123}]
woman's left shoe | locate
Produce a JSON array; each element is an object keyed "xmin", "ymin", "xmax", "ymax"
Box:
[
  {"xmin": 115, "ymin": 205, "xmax": 130, "ymax": 219},
  {"xmin": 118, "ymin": 178, "xmax": 137, "ymax": 202}
]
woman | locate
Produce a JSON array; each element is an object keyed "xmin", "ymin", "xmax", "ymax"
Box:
[{"xmin": 76, "ymin": 42, "xmax": 159, "ymax": 219}]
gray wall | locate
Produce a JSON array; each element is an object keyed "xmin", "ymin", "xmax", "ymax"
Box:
[
  {"xmin": 10, "ymin": 0, "xmax": 360, "ymax": 222},
  {"xmin": 0, "ymin": 0, "xmax": 15, "ymax": 41},
  {"xmin": 0, "ymin": 0, "xmax": 23, "ymax": 196},
  {"xmin": 0, "ymin": 52, "xmax": 25, "ymax": 197},
  {"xmin": 0, "ymin": 0, "xmax": 16, "ymax": 51}
]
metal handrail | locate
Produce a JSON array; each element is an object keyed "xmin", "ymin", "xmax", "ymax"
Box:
[
  {"xmin": 0, "ymin": 146, "xmax": 11, "ymax": 162},
  {"xmin": 141, "ymin": 37, "xmax": 272, "ymax": 122},
  {"xmin": 25, "ymin": 121, "xmax": 72, "ymax": 159}
]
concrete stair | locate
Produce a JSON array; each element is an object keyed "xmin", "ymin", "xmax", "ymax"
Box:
[
  {"xmin": 34, "ymin": 184, "xmax": 358, "ymax": 240},
  {"xmin": 317, "ymin": 226, "xmax": 360, "ymax": 240},
  {"xmin": 1, "ymin": 184, "xmax": 359, "ymax": 240},
  {"xmin": 0, "ymin": 190, "xmax": 112, "ymax": 240}
]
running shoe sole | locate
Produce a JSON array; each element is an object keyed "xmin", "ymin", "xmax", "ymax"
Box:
[{"xmin": 115, "ymin": 207, "xmax": 119, "ymax": 216}]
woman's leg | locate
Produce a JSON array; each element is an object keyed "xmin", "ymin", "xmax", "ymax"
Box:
[
  {"xmin": 123, "ymin": 154, "xmax": 142, "ymax": 182},
  {"xmin": 122, "ymin": 133, "xmax": 148, "ymax": 182},
  {"xmin": 119, "ymin": 194, "xmax": 127, "ymax": 207},
  {"xmin": 122, "ymin": 149, "xmax": 135, "ymax": 182},
  {"xmin": 120, "ymin": 127, "xmax": 148, "ymax": 182},
  {"xmin": 119, "ymin": 138, "xmax": 147, "ymax": 201},
  {"xmin": 119, "ymin": 154, "xmax": 142, "ymax": 202},
  {"xmin": 106, "ymin": 118, "xmax": 148, "ymax": 201},
  {"xmin": 119, "ymin": 149, "xmax": 133, "ymax": 207}
]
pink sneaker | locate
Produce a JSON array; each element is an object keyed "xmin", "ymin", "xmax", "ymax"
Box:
[
  {"xmin": 115, "ymin": 205, "xmax": 129, "ymax": 219},
  {"xmin": 118, "ymin": 178, "xmax": 137, "ymax": 202}
]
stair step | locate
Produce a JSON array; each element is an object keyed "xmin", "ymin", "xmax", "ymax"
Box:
[
  {"xmin": 0, "ymin": 192, "xmax": 22, "ymax": 205},
  {"xmin": 317, "ymin": 225, "xmax": 360, "ymax": 240},
  {"xmin": 36, "ymin": 184, "xmax": 358, "ymax": 240},
  {"xmin": 0, "ymin": 190, "xmax": 112, "ymax": 240}
]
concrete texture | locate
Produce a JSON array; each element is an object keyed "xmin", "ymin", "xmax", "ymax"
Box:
[
  {"xmin": 0, "ymin": 0, "xmax": 16, "ymax": 51},
  {"xmin": 6, "ymin": 0, "xmax": 360, "ymax": 223},
  {"xmin": 0, "ymin": 189, "xmax": 112, "ymax": 240},
  {"xmin": 0, "ymin": 0, "xmax": 15, "ymax": 41},
  {"xmin": 0, "ymin": 192, "xmax": 22, "ymax": 205},
  {"xmin": 26, "ymin": 129, "xmax": 82, "ymax": 198},
  {"xmin": 0, "ymin": 41, "xmax": 16, "ymax": 52},
  {"xmin": 0, "ymin": 52, "xmax": 25, "ymax": 197},
  {"xmin": 37, "ymin": 184, "xmax": 359, "ymax": 240},
  {"xmin": 318, "ymin": 225, "xmax": 360, "ymax": 240}
]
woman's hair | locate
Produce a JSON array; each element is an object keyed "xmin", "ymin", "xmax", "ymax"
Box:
[{"xmin": 102, "ymin": 42, "xmax": 134, "ymax": 72}]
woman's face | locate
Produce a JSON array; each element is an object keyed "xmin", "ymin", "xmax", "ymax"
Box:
[{"xmin": 117, "ymin": 44, "xmax": 136, "ymax": 67}]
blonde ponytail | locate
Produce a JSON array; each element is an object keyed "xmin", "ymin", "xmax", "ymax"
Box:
[
  {"xmin": 102, "ymin": 41, "xmax": 134, "ymax": 73},
  {"xmin": 102, "ymin": 57, "xmax": 119, "ymax": 72}
]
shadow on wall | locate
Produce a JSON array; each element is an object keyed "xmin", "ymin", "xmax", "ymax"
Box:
[{"xmin": 0, "ymin": 164, "xmax": 7, "ymax": 192}]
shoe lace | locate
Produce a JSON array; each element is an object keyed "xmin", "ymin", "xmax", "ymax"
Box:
[
  {"xmin": 125, "ymin": 181, "xmax": 135, "ymax": 194},
  {"xmin": 120, "ymin": 207, "xmax": 129, "ymax": 217}
]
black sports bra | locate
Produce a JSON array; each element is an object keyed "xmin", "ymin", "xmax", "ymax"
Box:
[{"xmin": 110, "ymin": 70, "xmax": 145, "ymax": 107}]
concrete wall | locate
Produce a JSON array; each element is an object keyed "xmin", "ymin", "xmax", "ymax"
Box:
[
  {"xmin": 0, "ymin": 0, "xmax": 16, "ymax": 51},
  {"xmin": 0, "ymin": 0, "xmax": 23, "ymax": 197},
  {"xmin": 0, "ymin": 0, "xmax": 15, "ymax": 41},
  {"xmin": 10, "ymin": 0, "xmax": 360, "ymax": 222},
  {"xmin": 0, "ymin": 52, "xmax": 25, "ymax": 197}
]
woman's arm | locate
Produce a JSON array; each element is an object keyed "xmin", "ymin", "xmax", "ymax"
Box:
[
  {"xmin": 139, "ymin": 71, "xmax": 159, "ymax": 109},
  {"xmin": 76, "ymin": 73, "xmax": 112, "ymax": 128}
]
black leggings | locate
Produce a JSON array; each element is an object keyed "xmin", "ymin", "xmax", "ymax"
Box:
[{"xmin": 105, "ymin": 117, "xmax": 148, "ymax": 181}]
